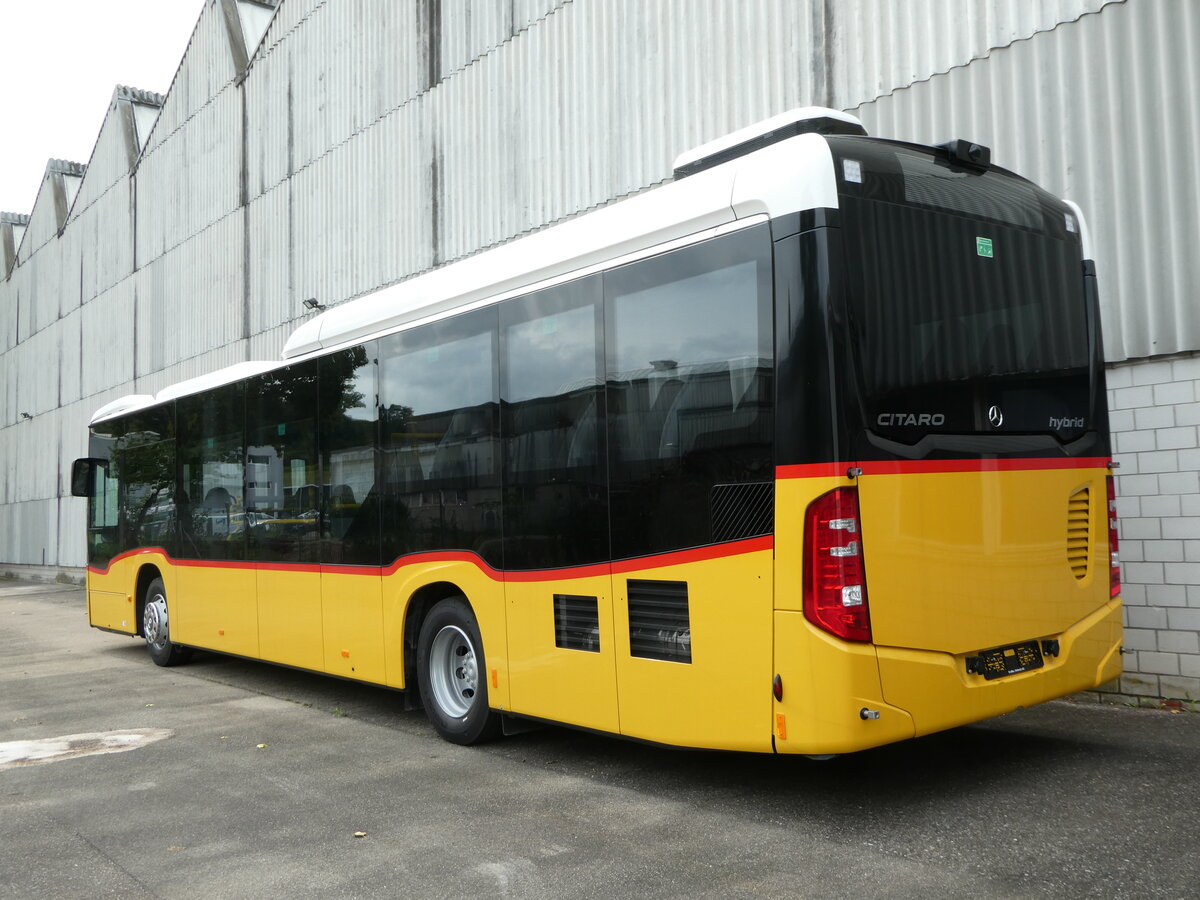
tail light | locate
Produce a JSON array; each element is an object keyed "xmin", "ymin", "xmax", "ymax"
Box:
[
  {"xmin": 1107, "ymin": 474, "xmax": 1121, "ymax": 598},
  {"xmin": 803, "ymin": 487, "xmax": 871, "ymax": 642}
]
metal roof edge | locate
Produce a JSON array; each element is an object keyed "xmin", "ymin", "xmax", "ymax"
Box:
[
  {"xmin": 46, "ymin": 159, "xmax": 87, "ymax": 177},
  {"xmin": 115, "ymin": 85, "xmax": 166, "ymax": 107}
]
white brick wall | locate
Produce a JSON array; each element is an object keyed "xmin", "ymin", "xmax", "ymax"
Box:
[{"xmin": 1107, "ymin": 350, "xmax": 1200, "ymax": 704}]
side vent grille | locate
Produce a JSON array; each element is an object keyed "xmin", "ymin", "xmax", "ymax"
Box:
[
  {"xmin": 1067, "ymin": 486, "xmax": 1091, "ymax": 580},
  {"xmin": 628, "ymin": 579, "xmax": 691, "ymax": 663},
  {"xmin": 711, "ymin": 481, "xmax": 774, "ymax": 542},
  {"xmin": 554, "ymin": 594, "xmax": 600, "ymax": 652}
]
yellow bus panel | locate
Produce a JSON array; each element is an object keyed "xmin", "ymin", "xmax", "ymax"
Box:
[
  {"xmin": 612, "ymin": 545, "xmax": 774, "ymax": 752},
  {"xmin": 876, "ymin": 597, "xmax": 1123, "ymax": 737},
  {"xmin": 505, "ymin": 572, "xmax": 619, "ymax": 734},
  {"xmin": 88, "ymin": 589, "xmax": 135, "ymax": 633},
  {"xmin": 772, "ymin": 610, "xmax": 914, "ymax": 755},
  {"xmin": 321, "ymin": 568, "xmax": 386, "ymax": 683},
  {"xmin": 858, "ymin": 465, "xmax": 1111, "ymax": 655},
  {"xmin": 257, "ymin": 566, "xmax": 324, "ymax": 671},
  {"xmin": 174, "ymin": 563, "xmax": 259, "ymax": 658}
]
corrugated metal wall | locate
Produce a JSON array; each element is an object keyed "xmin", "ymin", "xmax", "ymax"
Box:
[
  {"xmin": 142, "ymin": 0, "xmax": 240, "ymax": 157},
  {"xmin": 826, "ymin": 0, "xmax": 1116, "ymax": 109},
  {"xmin": 1, "ymin": 0, "xmax": 1196, "ymax": 573},
  {"xmin": 854, "ymin": 0, "xmax": 1200, "ymax": 363}
]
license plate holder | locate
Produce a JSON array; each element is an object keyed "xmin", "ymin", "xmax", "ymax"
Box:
[{"xmin": 967, "ymin": 641, "xmax": 1044, "ymax": 680}]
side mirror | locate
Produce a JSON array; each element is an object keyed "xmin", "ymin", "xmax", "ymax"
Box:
[{"xmin": 71, "ymin": 458, "xmax": 105, "ymax": 497}]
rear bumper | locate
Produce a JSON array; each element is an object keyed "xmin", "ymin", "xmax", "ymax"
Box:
[{"xmin": 875, "ymin": 597, "xmax": 1123, "ymax": 737}]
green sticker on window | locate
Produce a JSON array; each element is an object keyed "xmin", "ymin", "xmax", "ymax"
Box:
[{"xmin": 976, "ymin": 236, "xmax": 994, "ymax": 258}]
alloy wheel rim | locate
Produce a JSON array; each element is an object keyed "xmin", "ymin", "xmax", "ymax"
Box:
[
  {"xmin": 429, "ymin": 624, "xmax": 478, "ymax": 718},
  {"xmin": 144, "ymin": 594, "xmax": 169, "ymax": 650}
]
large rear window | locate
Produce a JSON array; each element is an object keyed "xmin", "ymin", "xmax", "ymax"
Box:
[{"xmin": 828, "ymin": 137, "xmax": 1091, "ymax": 445}]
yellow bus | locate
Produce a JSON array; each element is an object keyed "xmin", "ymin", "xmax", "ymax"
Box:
[{"xmin": 72, "ymin": 108, "xmax": 1122, "ymax": 755}]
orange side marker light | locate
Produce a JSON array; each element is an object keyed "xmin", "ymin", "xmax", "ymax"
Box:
[
  {"xmin": 491, "ymin": 668, "xmax": 498, "ymax": 689},
  {"xmin": 341, "ymin": 650, "xmax": 350, "ymax": 658},
  {"xmin": 776, "ymin": 713, "xmax": 787, "ymax": 741}
]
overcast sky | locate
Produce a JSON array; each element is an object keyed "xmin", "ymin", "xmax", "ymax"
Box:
[{"xmin": 0, "ymin": 0, "xmax": 204, "ymax": 214}]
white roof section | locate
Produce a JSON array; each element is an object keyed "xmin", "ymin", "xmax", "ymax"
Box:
[
  {"xmin": 153, "ymin": 360, "xmax": 284, "ymax": 403},
  {"xmin": 283, "ymin": 129, "xmax": 841, "ymax": 360},
  {"xmin": 672, "ymin": 107, "xmax": 866, "ymax": 172},
  {"xmin": 89, "ymin": 395, "xmax": 159, "ymax": 425},
  {"xmin": 89, "ymin": 361, "xmax": 283, "ymax": 424}
]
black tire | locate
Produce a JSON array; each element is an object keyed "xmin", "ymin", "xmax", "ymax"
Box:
[
  {"xmin": 142, "ymin": 577, "xmax": 191, "ymax": 667},
  {"xmin": 416, "ymin": 596, "xmax": 501, "ymax": 745}
]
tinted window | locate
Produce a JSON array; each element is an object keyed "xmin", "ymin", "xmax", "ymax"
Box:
[
  {"xmin": 501, "ymin": 277, "xmax": 607, "ymax": 569},
  {"xmin": 246, "ymin": 362, "xmax": 321, "ymax": 563},
  {"xmin": 88, "ymin": 406, "xmax": 176, "ymax": 564},
  {"xmin": 124, "ymin": 408, "xmax": 177, "ymax": 554},
  {"xmin": 177, "ymin": 384, "xmax": 247, "ymax": 561},
  {"xmin": 830, "ymin": 137, "xmax": 1092, "ymax": 444},
  {"xmin": 319, "ymin": 345, "xmax": 381, "ymax": 565},
  {"xmin": 85, "ymin": 427, "xmax": 120, "ymax": 568},
  {"xmin": 604, "ymin": 225, "xmax": 774, "ymax": 558},
  {"xmin": 379, "ymin": 308, "xmax": 501, "ymax": 565}
]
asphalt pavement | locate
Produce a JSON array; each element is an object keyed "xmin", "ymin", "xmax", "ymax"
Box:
[{"xmin": 2, "ymin": 577, "xmax": 1197, "ymax": 899}]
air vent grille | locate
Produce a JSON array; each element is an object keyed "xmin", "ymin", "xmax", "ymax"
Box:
[
  {"xmin": 554, "ymin": 594, "xmax": 600, "ymax": 652},
  {"xmin": 1067, "ymin": 486, "xmax": 1091, "ymax": 580},
  {"xmin": 628, "ymin": 579, "xmax": 691, "ymax": 663},
  {"xmin": 711, "ymin": 481, "xmax": 774, "ymax": 542}
]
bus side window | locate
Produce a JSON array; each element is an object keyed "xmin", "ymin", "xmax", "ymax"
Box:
[
  {"xmin": 500, "ymin": 277, "xmax": 606, "ymax": 570},
  {"xmin": 319, "ymin": 345, "xmax": 381, "ymax": 566},
  {"xmin": 378, "ymin": 308, "xmax": 501, "ymax": 565},
  {"xmin": 604, "ymin": 225, "xmax": 775, "ymax": 558},
  {"xmin": 246, "ymin": 362, "xmax": 320, "ymax": 564},
  {"xmin": 116, "ymin": 407, "xmax": 177, "ymax": 555},
  {"xmin": 176, "ymin": 383, "xmax": 247, "ymax": 562}
]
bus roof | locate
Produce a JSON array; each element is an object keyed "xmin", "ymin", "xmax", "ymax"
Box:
[
  {"xmin": 279, "ymin": 119, "xmax": 844, "ymax": 361},
  {"xmin": 91, "ymin": 109, "xmax": 853, "ymax": 424}
]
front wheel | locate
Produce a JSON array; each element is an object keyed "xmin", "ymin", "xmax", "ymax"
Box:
[
  {"xmin": 416, "ymin": 597, "xmax": 500, "ymax": 745},
  {"xmin": 142, "ymin": 577, "xmax": 191, "ymax": 667}
]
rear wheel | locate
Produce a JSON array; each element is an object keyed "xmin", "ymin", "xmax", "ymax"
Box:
[
  {"xmin": 142, "ymin": 577, "xmax": 191, "ymax": 667},
  {"xmin": 416, "ymin": 596, "xmax": 500, "ymax": 745}
]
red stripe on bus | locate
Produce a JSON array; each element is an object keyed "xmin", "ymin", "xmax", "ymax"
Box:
[
  {"xmin": 86, "ymin": 536, "xmax": 775, "ymax": 582},
  {"xmin": 775, "ymin": 463, "xmax": 848, "ymax": 480},
  {"xmin": 776, "ymin": 457, "xmax": 1110, "ymax": 479},
  {"xmin": 86, "ymin": 546, "xmax": 171, "ymax": 576}
]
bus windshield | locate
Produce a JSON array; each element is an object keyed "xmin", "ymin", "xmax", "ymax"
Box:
[{"xmin": 829, "ymin": 137, "xmax": 1093, "ymax": 450}]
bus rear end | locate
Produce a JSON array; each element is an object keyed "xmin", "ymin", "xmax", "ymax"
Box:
[{"xmin": 772, "ymin": 136, "xmax": 1122, "ymax": 754}]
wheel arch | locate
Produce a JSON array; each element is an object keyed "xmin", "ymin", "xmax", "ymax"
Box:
[
  {"xmin": 403, "ymin": 580, "xmax": 472, "ymax": 697},
  {"xmin": 134, "ymin": 563, "xmax": 164, "ymax": 637}
]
